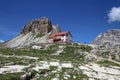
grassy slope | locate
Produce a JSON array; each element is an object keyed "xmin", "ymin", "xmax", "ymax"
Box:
[{"xmin": 0, "ymin": 43, "xmax": 119, "ymax": 80}]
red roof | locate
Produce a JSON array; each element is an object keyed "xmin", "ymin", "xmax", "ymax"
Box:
[{"xmin": 49, "ymin": 32, "xmax": 68, "ymax": 38}]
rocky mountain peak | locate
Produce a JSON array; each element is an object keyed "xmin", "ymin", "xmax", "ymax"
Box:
[
  {"xmin": 93, "ymin": 29, "xmax": 120, "ymax": 46},
  {"xmin": 20, "ymin": 17, "xmax": 52, "ymax": 35},
  {"xmin": 0, "ymin": 17, "xmax": 61, "ymax": 48},
  {"xmin": 52, "ymin": 25, "xmax": 61, "ymax": 33},
  {"xmin": 107, "ymin": 29, "xmax": 120, "ymax": 36}
]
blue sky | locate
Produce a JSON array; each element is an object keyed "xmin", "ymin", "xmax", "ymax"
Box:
[{"xmin": 0, "ymin": 0, "xmax": 120, "ymax": 43}]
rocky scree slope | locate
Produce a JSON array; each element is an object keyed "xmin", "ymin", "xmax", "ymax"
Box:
[{"xmin": 0, "ymin": 17, "xmax": 61, "ymax": 48}]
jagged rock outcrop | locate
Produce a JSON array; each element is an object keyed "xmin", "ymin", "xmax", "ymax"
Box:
[
  {"xmin": 93, "ymin": 29, "xmax": 120, "ymax": 46},
  {"xmin": 0, "ymin": 17, "xmax": 61, "ymax": 48},
  {"xmin": 52, "ymin": 25, "xmax": 61, "ymax": 34},
  {"xmin": 93, "ymin": 29, "xmax": 120, "ymax": 61},
  {"xmin": 21, "ymin": 17, "xmax": 52, "ymax": 35}
]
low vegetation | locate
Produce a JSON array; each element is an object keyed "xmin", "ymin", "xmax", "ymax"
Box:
[
  {"xmin": 79, "ymin": 45, "xmax": 93, "ymax": 52},
  {"xmin": 0, "ymin": 43, "xmax": 119, "ymax": 80},
  {"xmin": 35, "ymin": 34, "xmax": 45, "ymax": 38},
  {"xmin": 97, "ymin": 60, "xmax": 120, "ymax": 67},
  {"xmin": 0, "ymin": 72, "xmax": 24, "ymax": 80},
  {"xmin": 37, "ymin": 67, "xmax": 89, "ymax": 80},
  {"xmin": 0, "ymin": 56, "xmax": 32, "ymax": 66}
]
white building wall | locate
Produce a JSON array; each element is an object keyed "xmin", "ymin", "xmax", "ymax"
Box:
[
  {"xmin": 61, "ymin": 33, "xmax": 72, "ymax": 42},
  {"xmin": 67, "ymin": 34, "xmax": 72, "ymax": 42},
  {"xmin": 61, "ymin": 36, "xmax": 66, "ymax": 42},
  {"xmin": 48, "ymin": 32, "xmax": 72, "ymax": 43}
]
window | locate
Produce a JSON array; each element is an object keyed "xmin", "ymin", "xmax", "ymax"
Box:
[
  {"xmin": 66, "ymin": 34, "xmax": 68, "ymax": 36},
  {"xmin": 61, "ymin": 34, "xmax": 65, "ymax": 36}
]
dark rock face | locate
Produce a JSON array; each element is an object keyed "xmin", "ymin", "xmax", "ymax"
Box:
[
  {"xmin": 21, "ymin": 17, "xmax": 53, "ymax": 35},
  {"xmin": 93, "ymin": 29, "xmax": 120, "ymax": 46}
]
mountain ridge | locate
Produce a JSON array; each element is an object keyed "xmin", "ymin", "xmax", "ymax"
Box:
[
  {"xmin": 93, "ymin": 29, "xmax": 120, "ymax": 46},
  {"xmin": 0, "ymin": 17, "xmax": 120, "ymax": 80}
]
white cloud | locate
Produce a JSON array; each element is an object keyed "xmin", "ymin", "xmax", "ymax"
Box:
[
  {"xmin": 0, "ymin": 39, "xmax": 4, "ymax": 43},
  {"xmin": 108, "ymin": 7, "xmax": 120, "ymax": 23}
]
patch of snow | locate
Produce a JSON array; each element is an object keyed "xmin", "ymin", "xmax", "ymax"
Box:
[
  {"xmin": 89, "ymin": 78, "xmax": 96, "ymax": 80},
  {"xmin": 73, "ymin": 76, "xmax": 76, "ymax": 79},
  {"xmin": 20, "ymin": 56, "xmax": 39, "ymax": 60},
  {"xmin": 86, "ymin": 63, "xmax": 120, "ymax": 75},
  {"xmin": 110, "ymin": 66, "xmax": 120, "ymax": 69},
  {"xmin": 79, "ymin": 63, "xmax": 120, "ymax": 80},
  {"xmin": 83, "ymin": 70, "xmax": 120, "ymax": 80},
  {"xmin": 51, "ymin": 77, "xmax": 59, "ymax": 80},
  {"xmin": 64, "ymin": 73, "xmax": 70, "ymax": 78},
  {"xmin": 0, "ymin": 65, "xmax": 28, "ymax": 74},
  {"xmin": 33, "ymin": 61, "xmax": 49, "ymax": 71},
  {"xmin": 49, "ymin": 62, "xmax": 60, "ymax": 66},
  {"xmin": 63, "ymin": 76, "xmax": 68, "ymax": 79},
  {"xmin": 39, "ymin": 61, "xmax": 48, "ymax": 64},
  {"xmin": 57, "ymin": 66, "xmax": 62, "ymax": 71},
  {"xmin": 51, "ymin": 70, "xmax": 57, "ymax": 73},
  {"xmin": 79, "ymin": 65, "xmax": 91, "ymax": 71},
  {"xmin": 0, "ymin": 54, "xmax": 10, "ymax": 58},
  {"xmin": 32, "ymin": 45, "xmax": 44, "ymax": 49},
  {"xmin": 61, "ymin": 63, "xmax": 73, "ymax": 68}
]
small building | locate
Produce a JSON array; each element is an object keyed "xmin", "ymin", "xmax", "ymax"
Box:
[{"xmin": 49, "ymin": 31, "xmax": 72, "ymax": 43}]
